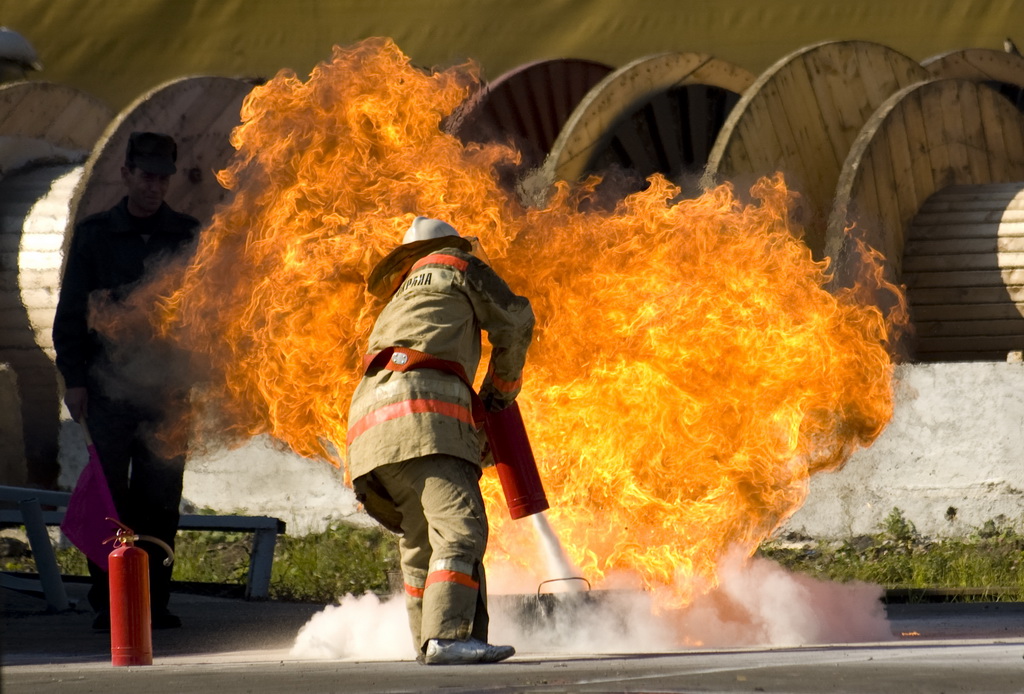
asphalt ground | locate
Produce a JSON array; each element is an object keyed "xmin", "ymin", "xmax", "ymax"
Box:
[{"xmin": 3, "ymin": 581, "xmax": 1024, "ymax": 693}]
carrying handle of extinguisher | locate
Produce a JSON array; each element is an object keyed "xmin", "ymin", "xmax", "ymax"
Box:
[
  {"xmin": 103, "ymin": 517, "xmax": 175, "ymax": 567},
  {"xmin": 537, "ymin": 576, "xmax": 591, "ymax": 596}
]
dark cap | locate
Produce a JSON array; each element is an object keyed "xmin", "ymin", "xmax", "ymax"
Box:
[{"xmin": 126, "ymin": 131, "xmax": 177, "ymax": 175}]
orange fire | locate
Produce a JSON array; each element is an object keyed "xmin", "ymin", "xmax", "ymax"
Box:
[{"xmin": 107, "ymin": 39, "xmax": 902, "ymax": 607}]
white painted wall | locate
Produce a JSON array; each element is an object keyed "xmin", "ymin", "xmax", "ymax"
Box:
[{"xmin": 781, "ymin": 361, "xmax": 1024, "ymax": 539}]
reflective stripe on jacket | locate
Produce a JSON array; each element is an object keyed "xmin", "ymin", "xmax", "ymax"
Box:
[{"xmin": 346, "ymin": 247, "xmax": 534, "ymax": 479}]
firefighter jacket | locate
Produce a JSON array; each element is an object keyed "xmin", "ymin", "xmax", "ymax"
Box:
[
  {"xmin": 346, "ymin": 246, "xmax": 534, "ymax": 480},
  {"xmin": 53, "ymin": 197, "xmax": 199, "ymax": 396}
]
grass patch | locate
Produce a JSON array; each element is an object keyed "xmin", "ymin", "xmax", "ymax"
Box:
[
  {"xmin": 759, "ymin": 508, "xmax": 1024, "ymax": 601},
  {"xmin": 267, "ymin": 523, "xmax": 400, "ymax": 602}
]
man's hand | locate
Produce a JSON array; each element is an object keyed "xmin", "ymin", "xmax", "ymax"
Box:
[{"xmin": 64, "ymin": 386, "xmax": 88, "ymax": 422}]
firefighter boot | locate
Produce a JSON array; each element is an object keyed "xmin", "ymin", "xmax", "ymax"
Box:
[{"xmin": 423, "ymin": 637, "xmax": 515, "ymax": 665}]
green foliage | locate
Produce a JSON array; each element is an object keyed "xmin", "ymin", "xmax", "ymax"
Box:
[
  {"xmin": 882, "ymin": 507, "xmax": 918, "ymax": 544},
  {"xmin": 759, "ymin": 511, "xmax": 1024, "ymax": 601},
  {"xmin": 174, "ymin": 529, "xmax": 253, "ymax": 585},
  {"xmin": 56, "ymin": 546, "xmax": 88, "ymax": 575},
  {"xmin": 269, "ymin": 522, "xmax": 400, "ymax": 602}
]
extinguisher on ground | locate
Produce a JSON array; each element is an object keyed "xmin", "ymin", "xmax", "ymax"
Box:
[{"xmin": 104, "ymin": 518, "xmax": 175, "ymax": 667}]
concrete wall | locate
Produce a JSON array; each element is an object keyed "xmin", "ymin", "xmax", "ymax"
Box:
[
  {"xmin": 782, "ymin": 361, "xmax": 1024, "ymax": 539},
  {"xmin": 54, "ymin": 361, "xmax": 1024, "ymax": 538}
]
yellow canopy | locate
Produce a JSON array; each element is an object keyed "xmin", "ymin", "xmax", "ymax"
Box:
[{"xmin": 6, "ymin": 0, "xmax": 1021, "ymax": 111}]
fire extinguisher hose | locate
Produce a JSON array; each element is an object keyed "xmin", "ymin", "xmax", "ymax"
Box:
[{"xmin": 105, "ymin": 517, "xmax": 175, "ymax": 566}]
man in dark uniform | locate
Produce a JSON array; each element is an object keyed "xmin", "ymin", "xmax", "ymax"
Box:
[{"xmin": 53, "ymin": 132, "xmax": 199, "ymax": 630}]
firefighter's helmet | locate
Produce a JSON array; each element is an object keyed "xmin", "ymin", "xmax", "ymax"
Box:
[{"xmin": 368, "ymin": 217, "xmax": 472, "ymax": 298}]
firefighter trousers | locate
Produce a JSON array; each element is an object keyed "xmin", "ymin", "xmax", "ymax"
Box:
[{"xmin": 357, "ymin": 454, "xmax": 489, "ymax": 653}]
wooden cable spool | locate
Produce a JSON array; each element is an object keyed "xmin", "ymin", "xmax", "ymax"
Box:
[
  {"xmin": 922, "ymin": 48, "xmax": 1024, "ymax": 111},
  {"xmin": 0, "ymin": 81, "xmax": 110, "ymax": 485},
  {"xmin": 533, "ymin": 52, "xmax": 753, "ymax": 202},
  {"xmin": 903, "ymin": 182, "xmax": 1024, "ymax": 361},
  {"xmin": 823, "ymin": 78, "xmax": 1024, "ymax": 361},
  {"xmin": 705, "ymin": 41, "xmax": 930, "ymax": 258},
  {"xmin": 0, "ymin": 163, "xmax": 84, "ymax": 485},
  {"xmin": 0, "ymin": 81, "xmax": 112, "ymax": 151},
  {"xmin": 446, "ymin": 58, "xmax": 613, "ymax": 173}
]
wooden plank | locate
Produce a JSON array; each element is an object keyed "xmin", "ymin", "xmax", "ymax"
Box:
[
  {"xmin": 910, "ymin": 221, "xmax": 1024, "ymax": 240},
  {"xmin": 908, "ymin": 285, "xmax": 1024, "ymax": 304},
  {"xmin": 915, "ymin": 334, "xmax": 1024, "ymax": 351},
  {"xmin": 523, "ymin": 67, "xmax": 553, "ymax": 148},
  {"xmin": 650, "ymin": 91, "xmax": 684, "ymax": 173},
  {"xmin": 900, "ymin": 88, "xmax": 938, "ymax": 219},
  {"xmin": 866, "ymin": 41, "xmax": 929, "ymax": 104},
  {"xmin": 685, "ymin": 85, "xmax": 710, "ymax": 165},
  {"xmin": 710, "ymin": 128, "xmax": 752, "ymax": 183},
  {"xmin": 611, "ymin": 115, "xmax": 657, "ymax": 174},
  {"xmin": 903, "ymin": 251, "xmax": 1024, "ymax": 272},
  {"xmin": 743, "ymin": 77, "xmax": 795, "ymax": 176},
  {"xmin": 905, "ymin": 236, "xmax": 1024, "ymax": 255},
  {"xmin": 904, "ymin": 268, "xmax": 1024, "ymax": 287},
  {"xmin": 765, "ymin": 65, "xmax": 828, "ymax": 242},
  {"xmin": 849, "ymin": 152, "xmax": 887, "ymax": 257},
  {"xmin": 935, "ymin": 182, "xmax": 1024, "ymax": 196},
  {"xmin": 867, "ymin": 118, "xmax": 906, "ymax": 267},
  {"xmin": 919, "ymin": 196, "xmax": 1024, "ymax": 213},
  {"xmin": 913, "ymin": 209, "xmax": 1024, "ymax": 225},
  {"xmin": 912, "ymin": 303, "xmax": 1024, "ymax": 321},
  {"xmin": 882, "ymin": 90, "xmax": 920, "ymax": 238},
  {"xmin": 0, "ymin": 82, "xmax": 111, "ymax": 149},
  {"xmin": 0, "ymin": 287, "xmax": 58, "ymax": 311},
  {"xmin": 809, "ymin": 44, "xmax": 868, "ymax": 158},
  {"xmin": 784, "ymin": 52, "xmax": 841, "ymax": 185},
  {"xmin": 490, "ymin": 89, "xmax": 532, "ymax": 146},
  {"xmin": 916, "ymin": 350, "xmax": 1015, "ymax": 360},
  {"xmin": 940, "ymin": 81, "xmax": 972, "ymax": 185},
  {"xmin": 915, "ymin": 319, "xmax": 1024, "ymax": 337},
  {"xmin": 998, "ymin": 91, "xmax": 1024, "ymax": 176},
  {"xmin": 957, "ymin": 83, "xmax": 990, "ymax": 184},
  {"xmin": 924, "ymin": 82, "xmax": 956, "ymax": 191},
  {"xmin": 976, "ymin": 91, "xmax": 1013, "ymax": 181}
]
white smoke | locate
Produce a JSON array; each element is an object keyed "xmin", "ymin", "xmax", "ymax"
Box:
[
  {"xmin": 291, "ymin": 592, "xmax": 413, "ymax": 660},
  {"xmin": 290, "ymin": 540, "xmax": 892, "ymax": 660},
  {"xmin": 675, "ymin": 548, "xmax": 894, "ymax": 647}
]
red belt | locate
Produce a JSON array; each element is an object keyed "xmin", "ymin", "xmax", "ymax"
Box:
[{"xmin": 363, "ymin": 346, "xmax": 485, "ymax": 425}]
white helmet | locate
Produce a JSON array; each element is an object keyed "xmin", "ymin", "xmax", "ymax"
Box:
[
  {"xmin": 402, "ymin": 216, "xmax": 460, "ymax": 244},
  {"xmin": 367, "ymin": 217, "xmax": 470, "ymax": 298}
]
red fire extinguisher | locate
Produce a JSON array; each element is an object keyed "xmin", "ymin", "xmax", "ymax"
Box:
[
  {"xmin": 104, "ymin": 519, "xmax": 174, "ymax": 667},
  {"xmin": 483, "ymin": 401, "xmax": 549, "ymax": 520}
]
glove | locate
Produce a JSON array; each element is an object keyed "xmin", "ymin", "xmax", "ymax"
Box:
[{"xmin": 479, "ymin": 383, "xmax": 513, "ymax": 413}]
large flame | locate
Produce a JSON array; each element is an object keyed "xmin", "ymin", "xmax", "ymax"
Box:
[{"xmin": 104, "ymin": 39, "xmax": 902, "ymax": 607}]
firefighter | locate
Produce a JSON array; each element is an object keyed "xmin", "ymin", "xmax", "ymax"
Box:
[{"xmin": 347, "ymin": 216, "xmax": 534, "ymax": 665}]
